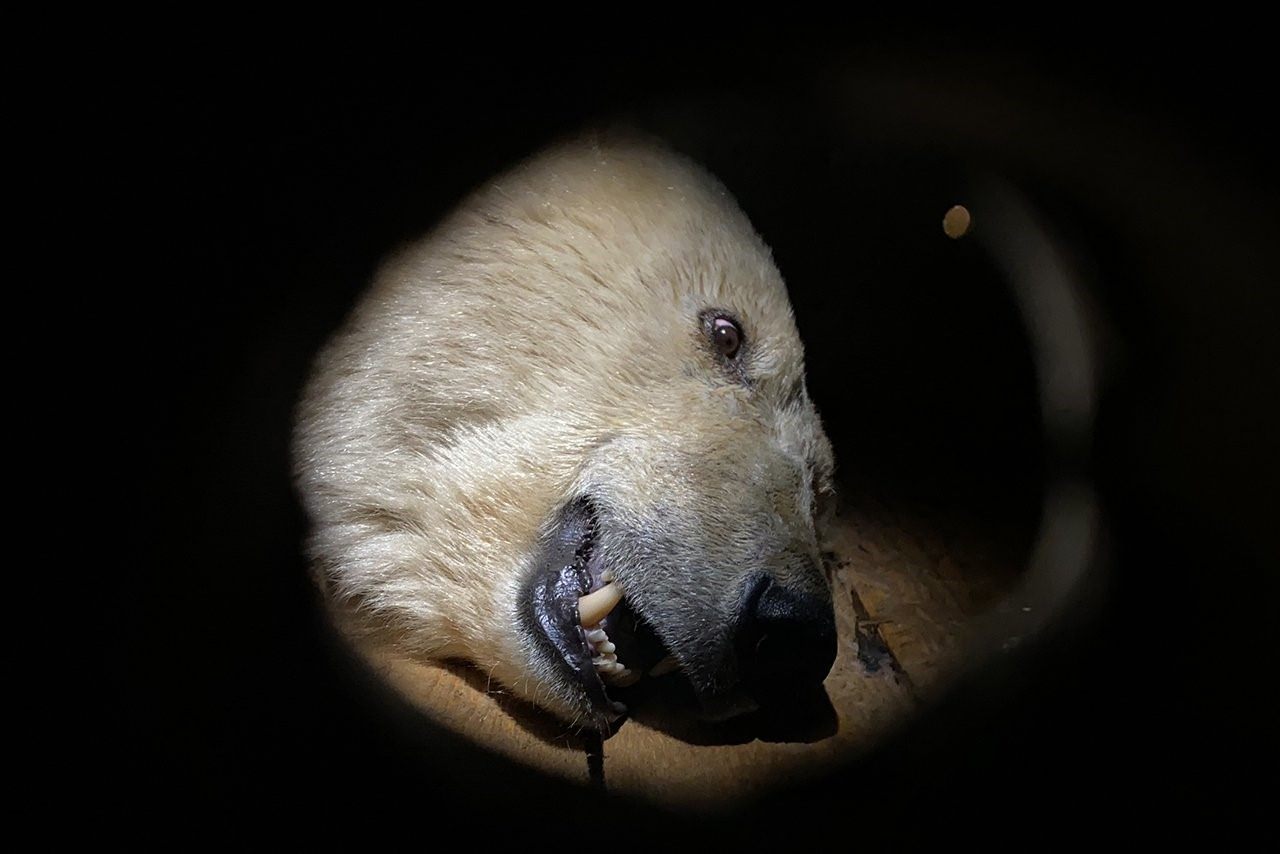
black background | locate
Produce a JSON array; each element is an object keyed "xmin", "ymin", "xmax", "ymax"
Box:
[{"xmin": 135, "ymin": 23, "xmax": 1276, "ymax": 841}]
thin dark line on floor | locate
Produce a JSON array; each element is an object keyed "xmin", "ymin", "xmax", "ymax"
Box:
[{"xmin": 585, "ymin": 730, "xmax": 606, "ymax": 792}]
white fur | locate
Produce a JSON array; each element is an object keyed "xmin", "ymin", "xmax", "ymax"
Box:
[{"xmin": 293, "ymin": 134, "xmax": 833, "ymax": 723}]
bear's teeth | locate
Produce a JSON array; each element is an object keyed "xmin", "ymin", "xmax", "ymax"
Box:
[
  {"xmin": 596, "ymin": 641, "xmax": 616, "ymax": 654},
  {"xmin": 606, "ymin": 669, "xmax": 640, "ymax": 687},
  {"xmin": 649, "ymin": 655, "xmax": 679, "ymax": 677},
  {"xmin": 578, "ymin": 582, "xmax": 622, "ymax": 627},
  {"xmin": 593, "ymin": 655, "xmax": 629, "ymax": 676},
  {"xmin": 585, "ymin": 628, "xmax": 607, "ymax": 644}
]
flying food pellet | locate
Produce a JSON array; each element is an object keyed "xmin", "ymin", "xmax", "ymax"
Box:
[{"xmin": 943, "ymin": 204, "xmax": 972, "ymax": 239}]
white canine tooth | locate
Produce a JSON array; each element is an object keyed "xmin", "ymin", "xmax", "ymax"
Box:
[
  {"xmin": 596, "ymin": 641, "xmax": 616, "ymax": 654},
  {"xmin": 649, "ymin": 655, "xmax": 679, "ymax": 677},
  {"xmin": 578, "ymin": 582, "xmax": 622, "ymax": 627},
  {"xmin": 586, "ymin": 629, "xmax": 607, "ymax": 644}
]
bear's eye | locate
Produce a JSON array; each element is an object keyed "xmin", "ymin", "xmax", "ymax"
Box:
[{"xmin": 711, "ymin": 316, "xmax": 743, "ymax": 359}]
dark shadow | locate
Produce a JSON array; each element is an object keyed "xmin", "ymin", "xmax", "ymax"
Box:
[
  {"xmin": 622, "ymin": 675, "xmax": 840, "ymax": 745},
  {"xmin": 442, "ymin": 657, "xmax": 838, "ymax": 747}
]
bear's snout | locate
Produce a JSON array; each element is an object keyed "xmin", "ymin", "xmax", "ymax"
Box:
[{"xmin": 736, "ymin": 572, "xmax": 837, "ymax": 700}]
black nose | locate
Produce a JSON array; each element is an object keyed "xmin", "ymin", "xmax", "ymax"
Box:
[{"xmin": 738, "ymin": 575, "xmax": 837, "ymax": 696}]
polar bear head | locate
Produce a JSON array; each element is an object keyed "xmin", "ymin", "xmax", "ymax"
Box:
[{"xmin": 294, "ymin": 136, "xmax": 837, "ymax": 733}]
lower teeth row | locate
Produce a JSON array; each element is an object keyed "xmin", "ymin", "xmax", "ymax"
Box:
[{"xmin": 587, "ymin": 624, "xmax": 639, "ymax": 685}]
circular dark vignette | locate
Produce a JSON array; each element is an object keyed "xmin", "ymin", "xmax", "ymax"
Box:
[{"xmin": 150, "ymin": 33, "xmax": 1278, "ymax": 839}]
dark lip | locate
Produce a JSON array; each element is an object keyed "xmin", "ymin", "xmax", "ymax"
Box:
[{"xmin": 518, "ymin": 498, "xmax": 617, "ymax": 732}]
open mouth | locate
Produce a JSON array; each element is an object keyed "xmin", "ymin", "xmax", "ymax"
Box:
[{"xmin": 521, "ymin": 498, "xmax": 690, "ymax": 734}]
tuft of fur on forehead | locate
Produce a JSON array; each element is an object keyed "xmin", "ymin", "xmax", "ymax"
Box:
[{"xmin": 294, "ymin": 134, "xmax": 832, "ymax": 725}]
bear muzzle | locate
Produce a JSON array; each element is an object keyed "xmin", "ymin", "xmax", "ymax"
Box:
[{"xmin": 520, "ymin": 497, "xmax": 837, "ymax": 735}]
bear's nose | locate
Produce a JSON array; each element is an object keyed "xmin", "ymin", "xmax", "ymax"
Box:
[{"xmin": 738, "ymin": 574, "xmax": 837, "ymax": 696}]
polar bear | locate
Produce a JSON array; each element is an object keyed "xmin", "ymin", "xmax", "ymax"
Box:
[{"xmin": 293, "ymin": 135, "xmax": 837, "ymax": 735}]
